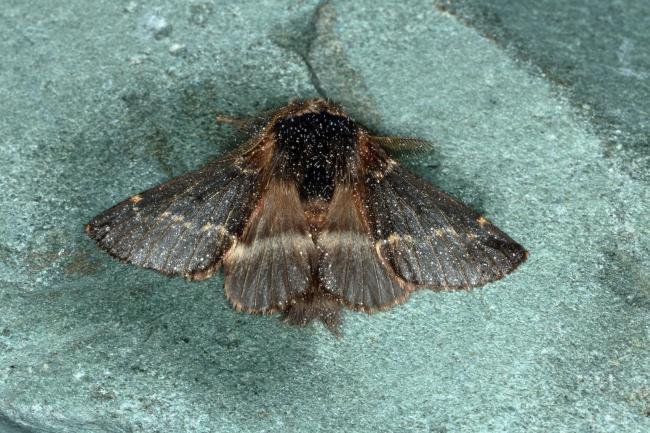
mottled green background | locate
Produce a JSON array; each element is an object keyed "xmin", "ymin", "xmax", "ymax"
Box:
[{"xmin": 0, "ymin": 1, "xmax": 648, "ymax": 432}]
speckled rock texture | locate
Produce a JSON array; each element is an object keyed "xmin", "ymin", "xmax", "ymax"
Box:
[{"xmin": 0, "ymin": 1, "xmax": 648, "ymax": 432}]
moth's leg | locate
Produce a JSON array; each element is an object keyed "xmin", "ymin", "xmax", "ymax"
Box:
[
  {"xmin": 215, "ymin": 114, "xmax": 252, "ymax": 129},
  {"xmin": 370, "ymin": 136, "xmax": 433, "ymax": 152}
]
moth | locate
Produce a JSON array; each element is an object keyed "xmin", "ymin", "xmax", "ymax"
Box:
[{"xmin": 86, "ymin": 99, "xmax": 528, "ymax": 332}]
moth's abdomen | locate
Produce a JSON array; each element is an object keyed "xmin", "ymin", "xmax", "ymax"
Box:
[{"xmin": 273, "ymin": 110, "xmax": 358, "ymax": 201}]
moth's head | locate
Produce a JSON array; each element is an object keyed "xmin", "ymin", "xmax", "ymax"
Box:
[
  {"xmin": 276, "ymin": 98, "xmax": 347, "ymax": 119},
  {"xmin": 271, "ymin": 99, "xmax": 359, "ymax": 151}
]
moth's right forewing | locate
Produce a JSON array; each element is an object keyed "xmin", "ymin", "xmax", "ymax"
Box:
[
  {"xmin": 365, "ymin": 164, "xmax": 527, "ymax": 290},
  {"xmin": 85, "ymin": 160, "xmax": 260, "ymax": 278}
]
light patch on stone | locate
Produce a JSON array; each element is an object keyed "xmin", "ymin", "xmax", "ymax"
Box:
[
  {"xmin": 477, "ymin": 216, "xmax": 488, "ymax": 226},
  {"xmin": 129, "ymin": 194, "xmax": 143, "ymax": 204}
]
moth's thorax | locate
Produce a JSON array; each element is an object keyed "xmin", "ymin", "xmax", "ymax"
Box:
[{"xmin": 272, "ymin": 109, "xmax": 359, "ymax": 201}]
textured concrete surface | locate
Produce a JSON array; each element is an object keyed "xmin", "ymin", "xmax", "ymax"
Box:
[{"xmin": 0, "ymin": 1, "xmax": 648, "ymax": 432}]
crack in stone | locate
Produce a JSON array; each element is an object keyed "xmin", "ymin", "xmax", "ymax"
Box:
[
  {"xmin": 270, "ymin": 0, "xmax": 384, "ymax": 130},
  {"xmin": 270, "ymin": 0, "xmax": 332, "ymax": 99},
  {"xmin": 301, "ymin": 0, "xmax": 332, "ymax": 99}
]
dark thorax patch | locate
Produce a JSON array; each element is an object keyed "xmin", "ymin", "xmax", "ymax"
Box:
[{"xmin": 272, "ymin": 110, "xmax": 358, "ymax": 201}]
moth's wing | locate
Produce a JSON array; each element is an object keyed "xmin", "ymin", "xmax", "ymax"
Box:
[
  {"xmin": 317, "ymin": 185, "xmax": 407, "ymax": 312},
  {"xmin": 222, "ymin": 180, "xmax": 316, "ymax": 313},
  {"xmin": 85, "ymin": 159, "xmax": 260, "ymax": 279},
  {"xmin": 366, "ymin": 164, "xmax": 528, "ymax": 289}
]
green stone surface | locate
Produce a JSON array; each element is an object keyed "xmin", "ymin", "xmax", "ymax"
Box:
[
  {"xmin": 437, "ymin": 0, "xmax": 650, "ymax": 181},
  {"xmin": 1, "ymin": 1, "xmax": 648, "ymax": 432}
]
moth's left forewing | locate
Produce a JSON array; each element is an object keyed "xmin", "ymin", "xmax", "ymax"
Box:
[{"xmin": 364, "ymin": 163, "xmax": 528, "ymax": 290}]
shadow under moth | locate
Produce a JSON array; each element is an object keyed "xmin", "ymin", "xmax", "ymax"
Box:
[{"xmin": 86, "ymin": 99, "xmax": 528, "ymax": 333}]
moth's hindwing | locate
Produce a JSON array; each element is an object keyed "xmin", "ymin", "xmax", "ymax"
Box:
[
  {"xmin": 85, "ymin": 160, "xmax": 260, "ymax": 279},
  {"xmin": 222, "ymin": 180, "xmax": 316, "ymax": 313},
  {"xmin": 366, "ymin": 164, "xmax": 528, "ymax": 289},
  {"xmin": 317, "ymin": 185, "xmax": 407, "ymax": 312}
]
